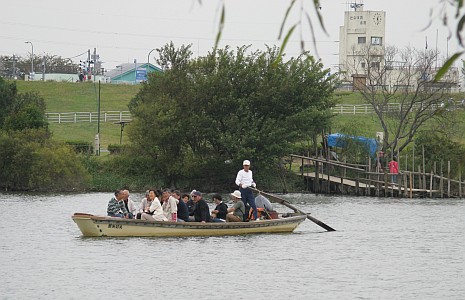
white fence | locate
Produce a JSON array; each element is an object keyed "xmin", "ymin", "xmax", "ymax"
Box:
[
  {"xmin": 332, "ymin": 101, "xmax": 464, "ymax": 114},
  {"xmin": 46, "ymin": 101, "xmax": 465, "ymax": 123},
  {"xmin": 46, "ymin": 111, "xmax": 131, "ymax": 124}
]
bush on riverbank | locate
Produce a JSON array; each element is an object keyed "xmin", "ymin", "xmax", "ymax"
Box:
[{"xmin": 0, "ymin": 129, "xmax": 90, "ymax": 191}]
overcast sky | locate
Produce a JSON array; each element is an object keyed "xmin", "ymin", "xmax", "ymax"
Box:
[{"xmin": 1, "ymin": 0, "xmax": 460, "ymax": 73}]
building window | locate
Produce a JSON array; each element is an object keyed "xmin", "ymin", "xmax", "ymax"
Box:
[
  {"xmin": 371, "ymin": 37, "xmax": 382, "ymax": 45},
  {"xmin": 358, "ymin": 37, "xmax": 366, "ymax": 44},
  {"xmin": 371, "ymin": 62, "xmax": 380, "ymax": 70},
  {"xmin": 361, "ymin": 62, "xmax": 366, "ymax": 68}
]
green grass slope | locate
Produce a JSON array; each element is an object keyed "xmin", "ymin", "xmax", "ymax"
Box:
[{"xmin": 15, "ymin": 80, "xmax": 140, "ymax": 147}]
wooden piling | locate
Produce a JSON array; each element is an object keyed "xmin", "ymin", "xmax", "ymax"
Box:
[
  {"xmin": 412, "ymin": 144, "xmax": 415, "ymax": 189},
  {"xmin": 422, "ymin": 146, "xmax": 426, "ymax": 191},
  {"xmin": 417, "ymin": 165, "xmax": 422, "ymax": 191},
  {"xmin": 429, "ymin": 168, "xmax": 433, "ymax": 198},
  {"xmin": 459, "ymin": 168, "xmax": 462, "ymax": 198},
  {"xmin": 409, "ymin": 172, "xmax": 413, "ymax": 199},
  {"xmin": 447, "ymin": 161, "xmax": 451, "ymax": 198},
  {"xmin": 440, "ymin": 162, "xmax": 444, "ymax": 198}
]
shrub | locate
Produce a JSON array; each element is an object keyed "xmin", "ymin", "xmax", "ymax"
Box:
[
  {"xmin": 65, "ymin": 140, "xmax": 94, "ymax": 154},
  {"xmin": 107, "ymin": 144, "xmax": 123, "ymax": 154}
]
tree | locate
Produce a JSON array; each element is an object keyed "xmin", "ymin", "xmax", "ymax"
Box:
[
  {"xmin": 0, "ymin": 77, "xmax": 17, "ymax": 126},
  {"xmin": 348, "ymin": 46, "xmax": 456, "ymax": 154},
  {"xmin": 3, "ymin": 92, "xmax": 49, "ymax": 132},
  {"xmin": 128, "ymin": 44, "xmax": 336, "ymax": 188},
  {"xmin": 0, "ymin": 54, "xmax": 78, "ymax": 78},
  {"xmin": 0, "ymin": 77, "xmax": 48, "ymax": 132},
  {"xmin": 0, "ymin": 77, "xmax": 88, "ymax": 191}
]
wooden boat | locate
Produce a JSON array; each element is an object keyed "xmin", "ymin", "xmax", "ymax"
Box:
[{"xmin": 72, "ymin": 212, "xmax": 307, "ymax": 237}]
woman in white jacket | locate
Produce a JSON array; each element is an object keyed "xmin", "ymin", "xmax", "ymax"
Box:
[{"xmin": 141, "ymin": 189, "xmax": 167, "ymax": 221}]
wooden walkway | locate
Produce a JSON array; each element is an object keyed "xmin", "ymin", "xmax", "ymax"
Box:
[
  {"xmin": 290, "ymin": 154, "xmax": 458, "ymax": 197},
  {"xmin": 303, "ymin": 172, "xmax": 439, "ymax": 194}
]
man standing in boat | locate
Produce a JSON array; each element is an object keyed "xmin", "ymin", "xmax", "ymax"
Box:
[{"xmin": 235, "ymin": 160, "xmax": 258, "ymax": 221}]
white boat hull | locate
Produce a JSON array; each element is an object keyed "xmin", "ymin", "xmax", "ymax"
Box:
[{"xmin": 72, "ymin": 213, "xmax": 306, "ymax": 237}]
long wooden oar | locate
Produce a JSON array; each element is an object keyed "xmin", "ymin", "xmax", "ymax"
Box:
[{"xmin": 250, "ymin": 187, "xmax": 336, "ymax": 232}]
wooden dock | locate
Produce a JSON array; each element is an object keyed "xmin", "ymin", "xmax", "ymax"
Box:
[
  {"xmin": 290, "ymin": 154, "xmax": 461, "ymax": 198},
  {"xmin": 303, "ymin": 171, "xmax": 439, "ymax": 196}
]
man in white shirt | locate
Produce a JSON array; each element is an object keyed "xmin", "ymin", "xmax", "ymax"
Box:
[{"xmin": 235, "ymin": 159, "xmax": 259, "ymax": 221}]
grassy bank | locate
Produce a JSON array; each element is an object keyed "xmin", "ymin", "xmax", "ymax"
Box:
[
  {"xmin": 15, "ymin": 80, "xmax": 140, "ymax": 147},
  {"xmin": 15, "ymin": 80, "xmax": 140, "ymax": 112},
  {"xmin": 13, "ymin": 80, "xmax": 465, "ymax": 147}
]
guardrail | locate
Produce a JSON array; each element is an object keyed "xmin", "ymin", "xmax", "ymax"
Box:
[{"xmin": 45, "ymin": 111, "xmax": 131, "ymax": 124}]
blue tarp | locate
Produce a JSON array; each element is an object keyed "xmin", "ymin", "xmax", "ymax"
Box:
[{"xmin": 327, "ymin": 133, "xmax": 378, "ymax": 157}]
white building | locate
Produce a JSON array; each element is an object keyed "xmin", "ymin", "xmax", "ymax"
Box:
[
  {"xmin": 339, "ymin": 2, "xmax": 386, "ymax": 84},
  {"xmin": 338, "ymin": 2, "xmax": 459, "ymax": 92}
]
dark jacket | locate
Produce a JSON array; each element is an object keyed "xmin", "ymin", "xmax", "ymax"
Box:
[
  {"xmin": 214, "ymin": 202, "xmax": 228, "ymax": 220},
  {"xmin": 177, "ymin": 200, "xmax": 189, "ymax": 222},
  {"xmin": 186, "ymin": 199, "xmax": 195, "ymax": 215},
  {"xmin": 193, "ymin": 199, "xmax": 211, "ymax": 222}
]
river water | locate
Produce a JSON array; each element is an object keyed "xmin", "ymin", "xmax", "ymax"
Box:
[{"xmin": 0, "ymin": 192, "xmax": 464, "ymax": 300}]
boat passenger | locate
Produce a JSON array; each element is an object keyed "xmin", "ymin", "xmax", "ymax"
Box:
[
  {"xmin": 172, "ymin": 190, "xmax": 189, "ymax": 222},
  {"xmin": 187, "ymin": 190, "xmax": 198, "ymax": 221},
  {"xmin": 141, "ymin": 189, "xmax": 167, "ymax": 221},
  {"xmin": 122, "ymin": 189, "xmax": 136, "ymax": 219},
  {"xmin": 161, "ymin": 188, "xmax": 178, "ymax": 222},
  {"xmin": 226, "ymin": 190, "xmax": 245, "ymax": 222},
  {"xmin": 211, "ymin": 193, "xmax": 228, "ymax": 222},
  {"xmin": 191, "ymin": 191, "xmax": 211, "ymax": 223},
  {"xmin": 235, "ymin": 159, "xmax": 258, "ymax": 220},
  {"xmin": 181, "ymin": 193, "xmax": 193, "ymax": 211},
  {"xmin": 254, "ymin": 194, "xmax": 273, "ymax": 211},
  {"xmin": 136, "ymin": 190, "xmax": 151, "ymax": 219},
  {"xmin": 107, "ymin": 189, "xmax": 130, "ymax": 218}
]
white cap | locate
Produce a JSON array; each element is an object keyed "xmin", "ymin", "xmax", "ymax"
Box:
[{"xmin": 243, "ymin": 160, "xmax": 251, "ymax": 166}]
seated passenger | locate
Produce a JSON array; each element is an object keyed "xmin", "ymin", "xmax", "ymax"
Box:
[
  {"xmin": 211, "ymin": 193, "xmax": 228, "ymax": 222},
  {"xmin": 161, "ymin": 188, "xmax": 178, "ymax": 222},
  {"xmin": 107, "ymin": 189, "xmax": 130, "ymax": 218},
  {"xmin": 255, "ymin": 194, "xmax": 273, "ymax": 211},
  {"xmin": 226, "ymin": 190, "xmax": 245, "ymax": 222},
  {"xmin": 141, "ymin": 189, "xmax": 167, "ymax": 221},
  {"xmin": 173, "ymin": 190, "xmax": 189, "ymax": 222},
  {"xmin": 191, "ymin": 191, "xmax": 211, "ymax": 223},
  {"xmin": 183, "ymin": 193, "xmax": 194, "ymax": 215},
  {"xmin": 122, "ymin": 189, "xmax": 136, "ymax": 219},
  {"xmin": 136, "ymin": 190, "xmax": 151, "ymax": 219}
]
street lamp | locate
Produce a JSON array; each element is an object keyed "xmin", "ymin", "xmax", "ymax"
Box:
[
  {"xmin": 24, "ymin": 41, "xmax": 34, "ymax": 80},
  {"xmin": 147, "ymin": 48, "xmax": 156, "ymax": 75}
]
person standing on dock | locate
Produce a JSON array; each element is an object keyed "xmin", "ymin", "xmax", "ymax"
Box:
[
  {"xmin": 235, "ymin": 159, "xmax": 258, "ymax": 220},
  {"xmin": 388, "ymin": 157, "xmax": 399, "ymax": 185}
]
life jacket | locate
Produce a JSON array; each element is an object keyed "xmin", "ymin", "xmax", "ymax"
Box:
[{"xmin": 248, "ymin": 207, "xmax": 270, "ymax": 220}]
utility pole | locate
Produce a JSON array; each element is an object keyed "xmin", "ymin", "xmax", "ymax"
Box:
[
  {"xmin": 12, "ymin": 54, "xmax": 17, "ymax": 79},
  {"xmin": 87, "ymin": 49, "xmax": 91, "ymax": 81},
  {"xmin": 24, "ymin": 41, "xmax": 34, "ymax": 80},
  {"xmin": 134, "ymin": 59, "xmax": 137, "ymax": 84},
  {"xmin": 42, "ymin": 56, "xmax": 46, "ymax": 81},
  {"xmin": 92, "ymin": 48, "xmax": 98, "ymax": 81}
]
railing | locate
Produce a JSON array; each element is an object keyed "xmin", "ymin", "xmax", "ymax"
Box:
[
  {"xmin": 45, "ymin": 101, "xmax": 465, "ymax": 122},
  {"xmin": 331, "ymin": 101, "xmax": 465, "ymax": 114},
  {"xmin": 45, "ymin": 111, "xmax": 131, "ymax": 124}
]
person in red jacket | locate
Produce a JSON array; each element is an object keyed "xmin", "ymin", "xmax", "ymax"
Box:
[{"xmin": 388, "ymin": 157, "xmax": 399, "ymax": 185}]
